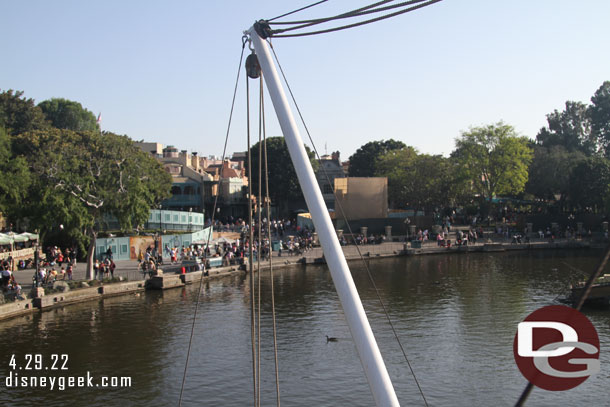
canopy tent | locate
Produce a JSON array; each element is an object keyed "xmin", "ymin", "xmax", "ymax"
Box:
[
  {"xmin": 0, "ymin": 232, "xmax": 39, "ymax": 245},
  {"xmin": 19, "ymin": 232, "xmax": 39, "ymax": 241},
  {"xmin": 8, "ymin": 233, "xmax": 28, "ymax": 243},
  {"xmin": 213, "ymin": 236, "xmax": 235, "ymax": 244}
]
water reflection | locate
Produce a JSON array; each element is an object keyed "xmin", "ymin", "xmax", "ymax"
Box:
[{"xmin": 0, "ymin": 250, "xmax": 608, "ymax": 406}]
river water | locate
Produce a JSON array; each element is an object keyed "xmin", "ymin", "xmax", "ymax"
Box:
[{"xmin": 0, "ymin": 249, "xmax": 608, "ymax": 406}]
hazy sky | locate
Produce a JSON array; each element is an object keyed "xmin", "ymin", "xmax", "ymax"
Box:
[{"xmin": 2, "ymin": 1, "xmax": 610, "ymax": 160}]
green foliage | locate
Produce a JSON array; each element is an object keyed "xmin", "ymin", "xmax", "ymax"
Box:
[
  {"xmin": 14, "ymin": 128, "xmax": 171, "ymax": 245},
  {"xmin": 590, "ymin": 81, "xmax": 610, "ymax": 157},
  {"xmin": 536, "ymin": 101, "xmax": 596, "ymax": 155},
  {"xmin": 568, "ymin": 156, "xmax": 610, "ymax": 211},
  {"xmin": 0, "ymin": 126, "xmax": 31, "ymax": 214},
  {"xmin": 38, "ymin": 98, "xmax": 99, "ymax": 132},
  {"xmin": 348, "ymin": 139, "xmax": 406, "ymax": 177},
  {"xmin": 526, "ymin": 145, "xmax": 585, "ymax": 206},
  {"xmin": 452, "ymin": 122, "xmax": 533, "ymax": 203},
  {"xmin": 246, "ymin": 137, "xmax": 317, "ymax": 213},
  {"xmin": 0, "ymin": 90, "xmax": 48, "ymax": 137},
  {"xmin": 376, "ymin": 147, "xmax": 458, "ymax": 211},
  {"xmin": 375, "ymin": 147, "xmax": 417, "ymax": 208}
]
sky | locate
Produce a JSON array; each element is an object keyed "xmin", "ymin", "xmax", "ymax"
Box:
[{"xmin": 2, "ymin": 0, "xmax": 610, "ymax": 160}]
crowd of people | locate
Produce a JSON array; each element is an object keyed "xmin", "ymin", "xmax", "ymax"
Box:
[{"xmin": 1, "ymin": 259, "xmax": 21, "ymax": 297}]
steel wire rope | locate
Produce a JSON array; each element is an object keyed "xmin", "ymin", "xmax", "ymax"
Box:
[
  {"xmin": 269, "ymin": 0, "xmax": 443, "ymax": 38},
  {"xmin": 267, "ymin": 0, "xmax": 394, "ymax": 29},
  {"xmin": 267, "ymin": 40, "xmax": 429, "ymax": 407},
  {"xmin": 256, "ymin": 72, "xmax": 264, "ymax": 407},
  {"xmin": 268, "ymin": 0, "xmax": 430, "ymax": 30},
  {"xmin": 268, "ymin": 0, "xmax": 329, "ymax": 22},
  {"xmin": 246, "ymin": 65, "xmax": 259, "ymax": 407},
  {"xmin": 260, "ymin": 77, "xmax": 282, "ymax": 406},
  {"xmin": 515, "ymin": 244, "xmax": 610, "ymax": 406},
  {"xmin": 177, "ymin": 38, "xmax": 247, "ymax": 407}
]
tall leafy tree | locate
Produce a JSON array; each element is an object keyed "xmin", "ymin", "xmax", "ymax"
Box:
[
  {"xmin": 526, "ymin": 145, "xmax": 585, "ymax": 210},
  {"xmin": 568, "ymin": 156, "xmax": 610, "ymax": 212},
  {"xmin": 348, "ymin": 139, "xmax": 406, "ymax": 177},
  {"xmin": 15, "ymin": 128, "xmax": 172, "ymax": 278},
  {"xmin": 375, "ymin": 147, "xmax": 418, "ymax": 208},
  {"xmin": 0, "ymin": 126, "xmax": 31, "ymax": 215},
  {"xmin": 377, "ymin": 148, "xmax": 459, "ymax": 211},
  {"xmin": 452, "ymin": 122, "xmax": 533, "ymax": 207},
  {"xmin": 0, "ymin": 89, "xmax": 48, "ymax": 137},
  {"xmin": 536, "ymin": 101, "xmax": 597, "ymax": 155},
  {"xmin": 246, "ymin": 137, "xmax": 317, "ymax": 215},
  {"xmin": 590, "ymin": 81, "xmax": 610, "ymax": 157},
  {"xmin": 38, "ymin": 98, "xmax": 99, "ymax": 132}
]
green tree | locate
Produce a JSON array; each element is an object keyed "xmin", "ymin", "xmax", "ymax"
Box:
[
  {"xmin": 375, "ymin": 147, "xmax": 418, "ymax": 208},
  {"xmin": 15, "ymin": 128, "xmax": 172, "ymax": 278},
  {"xmin": 0, "ymin": 126, "xmax": 31, "ymax": 215},
  {"xmin": 409, "ymin": 154, "xmax": 456, "ymax": 212},
  {"xmin": 526, "ymin": 145, "xmax": 585, "ymax": 210},
  {"xmin": 452, "ymin": 122, "xmax": 533, "ymax": 208},
  {"xmin": 568, "ymin": 156, "xmax": 610, "ymax": 212},
  {"xmin": 38, "ymin": 98, "xmax": 99, "ymax": 132},
  {"xmin": 0, "ymin": 90, "xmax": 48, "ymax": 137},
  {"xmin": 377, "ymin": 148, "xmax": 458, "ymax": 211},
  {"xmin": 246, "ymin": 137, "xmax": 317, "ymax": 215},
  {"xmin": 348, "ymin": 139, "xmax": 406, "ymax": 177},
  {"xmin": 590, "ymin": 81, "xmax": 610, "ymax": 157},
  {"xmin": 536, "ymin": 101, "xmax": 597, "ymax": 155}
]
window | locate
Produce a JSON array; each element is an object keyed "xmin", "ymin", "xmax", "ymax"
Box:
[{"xmin": 171, "ymin": 186, "xmax": 182, "ymax": 195}]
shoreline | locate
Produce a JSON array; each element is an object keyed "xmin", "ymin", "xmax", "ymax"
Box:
[{"xmin": 0, "ymin": 239, "xmax": 598, "ymax": 322}]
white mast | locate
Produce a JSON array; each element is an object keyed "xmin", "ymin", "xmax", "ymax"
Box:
[{"xmin": 247, "ymin": 25, "xmax": 400, "ymax": 407}]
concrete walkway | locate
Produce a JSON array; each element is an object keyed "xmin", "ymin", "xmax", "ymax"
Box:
[
  {"xmin": 10, "ymin": 236, "xmax": 592, "ymax": 292},
  {"xmin": 11, "ymin": 259, "xmax": 148, "ymax": 291}
]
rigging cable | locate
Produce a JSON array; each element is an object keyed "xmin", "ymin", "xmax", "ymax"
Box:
[
  {"xmin": 256, "ymin": 71, "xmax": 264, "ymax": 407},
  {"xmin": 268, "ymin": 0, "xmax": 393, "ymax": 27},
  {"xmin": 268, "ymin": 0, "xmax": 329, "ymax": 22},
  {"xmin": 269, "ymin": 0, "xmax": 428, "ymax": 29},
  {"xmin": 266, "ymin": 0, "xmax": 443, "ymax": 38},
  {"xmin": 177, "ymin": 37, "xmax": 248, "ymax": 407},
  {"xmin": 267, "ymin": 40, "xmax": 429, "ymax": 407},
  {"xmin": 246, "ymin": 57, "xmax": 259, "ymax": 407},
  {"xmin": 514, "ymin": 244, "xmax": 610, "ymax": 406},
  {"xmin": 261, "ymin": 79, "xmax": 282, "ymax": 406}
]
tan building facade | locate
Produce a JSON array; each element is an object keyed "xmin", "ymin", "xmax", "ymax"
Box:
[{"xmin": 334, "ymin": 177, "xmax": 388, "ymax": 220}]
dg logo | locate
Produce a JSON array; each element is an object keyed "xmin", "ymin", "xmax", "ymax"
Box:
[{"xmin": 513, "ymin": 305, "xmax": 600, "ymax": 391}]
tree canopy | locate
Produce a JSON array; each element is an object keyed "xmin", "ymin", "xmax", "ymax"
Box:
[
  {"xmin": 0, "ymin": 89, "xmax": 48, "ymax": 136},
  {"xmin": 38, "ymin": 98, "xmax": 99, "ymax": 132},
  {"xmin": 536, "ymin": 101, "xmax": 597, "ymax": 155},
  {"xmin": 246, "ymin": 137, "xmax": 317, "ymax": 214},
  {"xmin": 591, "ymin": 81, "xmax": 610, "ymax": 157},
  {"xmin": 568, "ymin": 156, "xmax": 610, "ymax": 212},
  {"xmin": 452, "ymin": 122, "xmax": 533, "ymax": 204},
  {"xmin": 348, "ymin": 139, "xmax": 406, "ymax": 177},
  {"xmin": 0, "ymin": 90, "xmax": 172, "ymax": 278}
]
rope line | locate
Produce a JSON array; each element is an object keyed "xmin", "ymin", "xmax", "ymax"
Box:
[
  {"xmin": 256, "ymin": 74, "xmax": 264, "ymax": 407},
  {"xmin": 267, "ymin": 40, "xmax": 429, "ymax": 407},
  {"xmin": 268, "ymin": 0, "xmax": 393, "ymax": 28},
  {"xmin": 261, "ymin": 79, "xmax": 282, "ymax": 406},
  {"xmin": 270, "ymin": 0, "xmax": 443, "ymax": 38},
  {"xmin": 268, "ymin": 0, "xmax": 329, "ymax": 22},
  {"xmin": 246, "ymin": 67, "xmax": 259, "ymax": 407},
  {"xmin": 177, "ymin": 39, "xmax": 247, "ymax": 407},
  {"xmin": 269, "ymin": 0, "xmax": 430, "ymax": 29},
  {"xmin": 515, "ymin": 244, "xmax": 610, "ymax": 407}
]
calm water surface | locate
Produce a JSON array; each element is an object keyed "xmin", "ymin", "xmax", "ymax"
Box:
[{"xmin": 0, "ymin": 249, "xmax": 608, "ymax": 406}]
